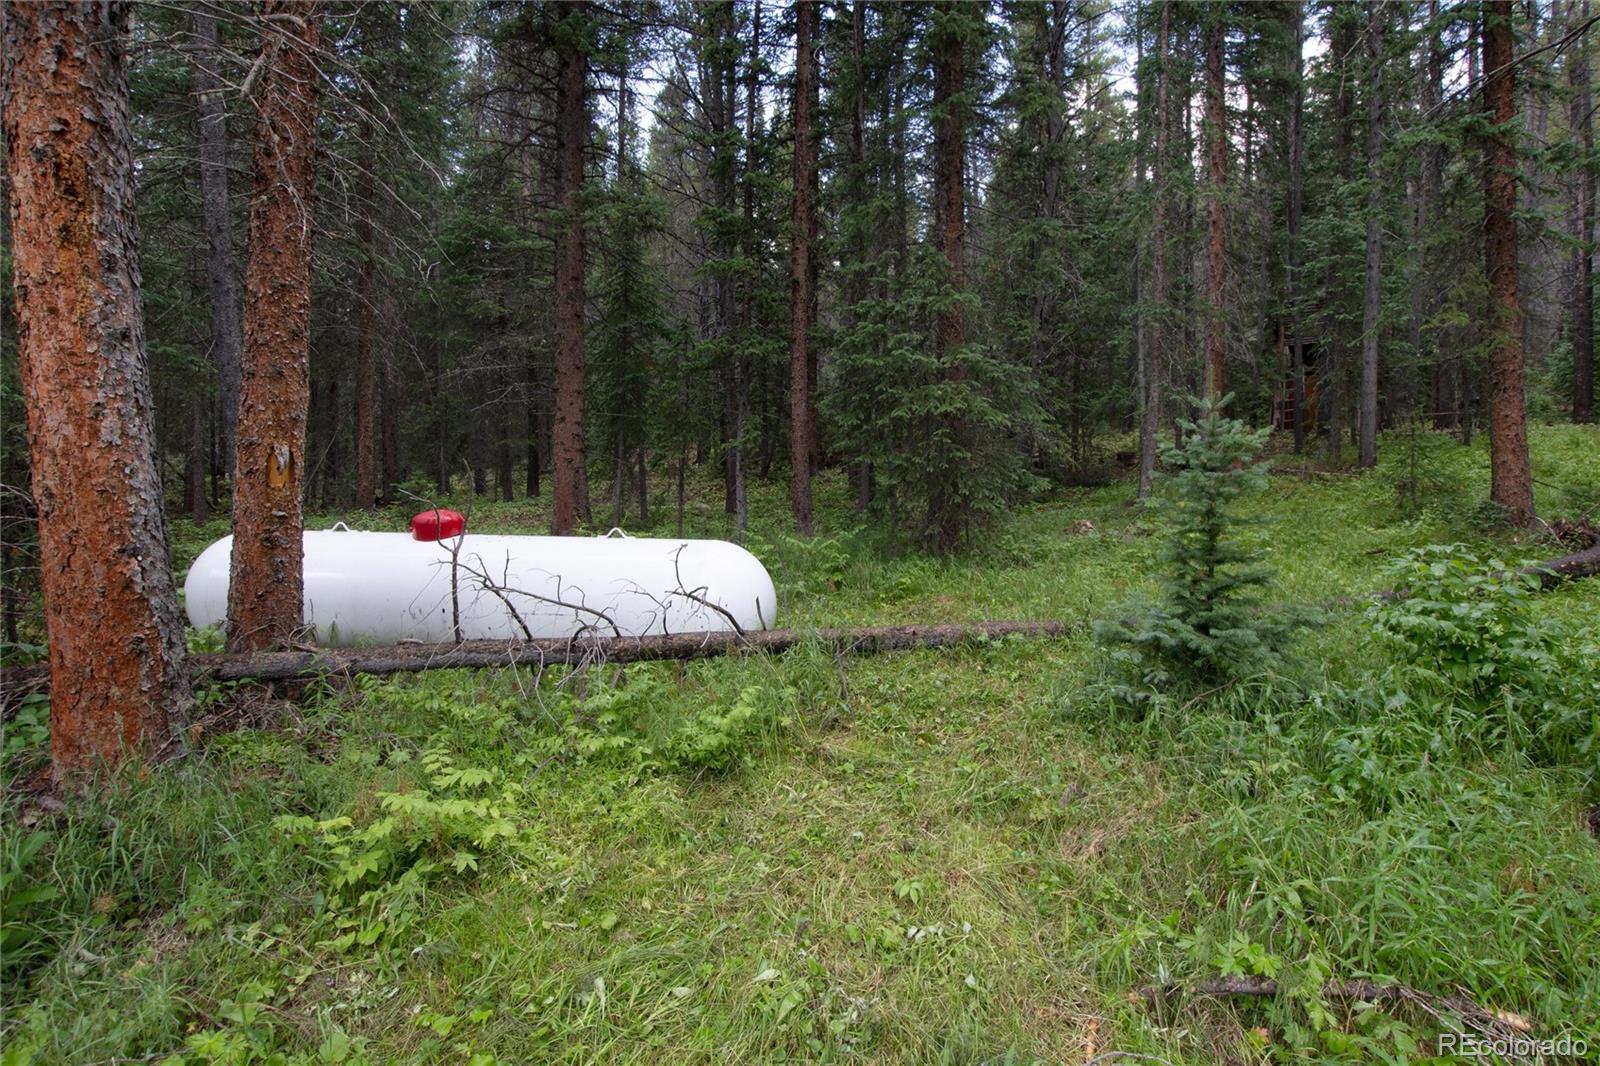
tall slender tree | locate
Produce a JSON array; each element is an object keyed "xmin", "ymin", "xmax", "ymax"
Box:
[
  {"xmin": 1203, "ymin": 8, "xmax": 1227, "ymax": 399},
  {"xmin": 1358, "ymin": 0, "xmax": 1383, "ymax": 468},
  {"xmin": 2, "ymin": 0, "xmax": 191, "ymax": 776},
  {"xmin": 1572, "ymin": 0, "xmax": 1596, "ymax": 423},
  {"xmin": 228, "ymin": 0, "xmax": 323, "ymax": 651},
  {"xmin": 1140, "ymin": 1, "xmax": 1171, "ymax": 499},
  {"xmin": 790, "ymin": 0, "xmax": 818, "ymax": 535},
  {"xmin": 352, "ymin": 126, "xmax": 379, "ymax": 509},
  {"xmin": 552, "ymin": 1, "xmax": 593, "ymax": 534},
  {"xmin": 930, "ymin": 0, "xmax": 970, "ymax": 550},
  {"xmin": 1287, "ymin": 1, "xmax": 1307, "ymax": 453},
  {"xmin": 191, "ymin": 7, "xmax": 243, "ymax": 481},
  {"xmin": 1481, "ymin": 0, "xmax": 1535, "ymax": 522}
]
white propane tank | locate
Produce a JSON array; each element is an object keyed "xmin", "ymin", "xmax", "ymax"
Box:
[{"xmin": 183, "ymin": 515, "xmax": 777, "ymax": 647}]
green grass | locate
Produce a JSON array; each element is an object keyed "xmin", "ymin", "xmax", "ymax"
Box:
[{"xmin": 4, "ymin": 424, "xmax": 1599, "ymax": 1064}]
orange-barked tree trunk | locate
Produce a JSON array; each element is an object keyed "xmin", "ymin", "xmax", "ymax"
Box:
[
  {"xmin": 551, "ymin": 1, "xmax": 592, "ymax": 535},
  {"xmin": 1481, "ymin": 0, "xmax": 1536, "ymax": 523},
  {"xmin": 2, "ymin": 1, "xmax": 191, "ymax": 777},
  {"xmin": 228, "ymin": 0, "xmax": 323, "ymax": 651},
  {"xmin": 790, "ymin": 0, "xmax": 818, "ymax": 535}
]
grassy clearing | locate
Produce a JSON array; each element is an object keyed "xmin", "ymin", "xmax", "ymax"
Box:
[{"xmin": 3, "ymin": 424, "xmax": 1599, "ymax": 1065}]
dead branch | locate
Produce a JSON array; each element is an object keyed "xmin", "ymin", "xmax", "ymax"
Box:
[{"xmin": 1134, "ymin": 976, "xmax": 1532, "ymax": 1037}]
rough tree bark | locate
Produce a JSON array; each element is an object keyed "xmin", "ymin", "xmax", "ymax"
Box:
[
  {"xmin": 1572, "ymin": 0, "xmax": 1595, "ymax": 422},
  {"xmin": 1140, "ymin": 1, "xmax": 1171, "ymax": 499},
  {"xmin": 1, "ymin": 1, "xmax": 192, "ymax": 776},
  {"xmin": 228, "ymin": 0, "xmax": 323, "ymax": 652},
  {"xmin": 1203, "ymin": 11, "xmax": 1227, "ymax": 400},
  {"xmin": 1482, "ymin": 0, "xmax": 1536, "ymax": 523},
  {"xmin": 1358, "ymin": 0, "xmax": 1383, "ymax": 468},
  {"xmin": 551, "ymin": 1, "xmax": 592, "ymax": 534},
  {"xmin": 191, "ymin": 7, "xmax": 244, "ymax": 481},
  {"xmin": 790, "ymin": 0, "xmax": 818, "ymax": 535}
]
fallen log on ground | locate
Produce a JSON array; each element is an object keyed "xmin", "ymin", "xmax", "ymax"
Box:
[
  {"xmin": 1135, "ymin": 975, "xmax": 1531, "ymax": 1035},
  {"xmin": 1523, "ymin": 531, "xmax": 1600, "ymax": 587},
  {"xmin": 1, "ymin": 620, "xmax": 1068, "ymax": 703}
]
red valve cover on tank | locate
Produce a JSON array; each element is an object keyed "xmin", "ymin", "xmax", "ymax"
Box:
[{"xmin": 410, "ymin": 508, "xmax": 465, "ymax": 541}]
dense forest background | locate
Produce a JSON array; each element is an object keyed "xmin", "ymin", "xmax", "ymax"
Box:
[{"xmin": 2, "ymin": 0, "xmax": 1596, "ymax": 638}]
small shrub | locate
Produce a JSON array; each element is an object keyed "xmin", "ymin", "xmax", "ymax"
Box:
[
  {"xmin": 664, "ymin": 685, "xmax": 793, "ymax": 773},
  {"xmin": 1367, "ymin": 545, "xmax": 1551, "ymax": 700},
  {"xmin": 1367, "ymin": 544, "xmax": 1600, "ymax": 768},
  {"xmin": 1096, "ymin": 397, "xmax": 1302, "ymax": 694}
]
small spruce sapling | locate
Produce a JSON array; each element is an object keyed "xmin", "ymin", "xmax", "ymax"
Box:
[{"xmin": 1096, "ymin": 396, "xmax": 1298, "ymax": 690}]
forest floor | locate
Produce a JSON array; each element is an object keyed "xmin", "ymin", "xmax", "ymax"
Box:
[{"xmin": 3, "ymin": 424, "xmax": 1599, "ymax": 1065}]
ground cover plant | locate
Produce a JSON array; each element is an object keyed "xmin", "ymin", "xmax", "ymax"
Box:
[{"xmin": 3, "ymin": 423, "xmax": 1599, "ymax": 1064}]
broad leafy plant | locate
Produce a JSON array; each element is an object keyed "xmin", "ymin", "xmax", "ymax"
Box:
[{"xmin": 1367, "ymin": 545, "xmax": 1552, "ymax": 699}]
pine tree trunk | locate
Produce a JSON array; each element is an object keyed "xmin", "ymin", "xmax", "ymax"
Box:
[
  {"xmin": 2, "ymin": 0, "xmax": 192, "ymax": 776},
  {"xmin": 526, "ymin": 360, "xmax": 541, "ymax": 498},
  {"xmin": 1288, "ymin": 1, "xmax": 1307, "ymax": 452},
  {"xmin": 1482, "ymin": 0, "xmax": 1536, "ymax": 523},
  {"xmin": 1358, "ymin": 0, "xmax": 1383, "ymax": 468},
  {"xmin": 1573, "ymin": 0, "xmax": 1596, "ymax": 422},
  {"xmin": 552, "ymin": 1, "xmax": 591, "ymax": 534},
  {"xmin": 1203, "ymin": 12, "xmax": 1227, "ymax": 399},
  {"xmin": 930, "ymin": 1, "xmax": 969, "ymax": 550},
  {"xmin": 191, "ymin": 7, "xmax": 243, "ymax": 481},
  {"xmin": 186, "ymin": 397, "xmax": 209, "ymax": 523},
  {"xmin": 352, "ymin": 137, "xmax": 377, "ymax": 509},
  {"xmin": 381, "ymin": 342, "xmax": 400, "ymax": 500},
  {"xmin": 790, "ymin": 0, "xmax": 818, "ymax": 535},
  {"xmin": 1140, "ymin": 1, "xmax": 1170, "ymax": 499},
  {"xmin": 1425, "ymin": 1, "xmax": 1454, "ymax": 430},
  {"xmin": 228, "ymin": 0, "xmax": 323, "ymax": 652},
  {"xmin": 847, "ymin": 0, "xmax": 872, "ymax": 512},
  {"xmin": 319, "ymin": 362, "xmax": 340, "ymax": 509}
]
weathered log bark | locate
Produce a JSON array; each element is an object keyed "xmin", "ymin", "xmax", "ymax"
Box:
[
  {"xmin": 1482, "ymin": 0, "xmax": 1536, "ymax": 524},
  {"xmin": 551, "ymin": 0, "xmax": 592, "ymax": 534},
  {"xmin": 1525, "ymin": 534, "xmax": 1600, "ymax": 587},
  {"xmin": 1135, "ymin": 975, "xmax": 1530, "ymax": 1035},
  {"xmin": 3, "ymin": 622, "xmax": 1069, "ymax": 700},
  {"xmin": 228, "ymin": 0, "xmax": 323, "ymax": 652},
  {"xmin": 2, "ymin": 1, "xmax": 193, "ymax": 776}
]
